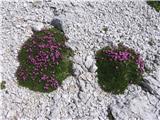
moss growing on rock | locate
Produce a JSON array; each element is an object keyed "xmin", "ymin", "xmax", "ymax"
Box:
[
  {"xmin": 96, "ymin": 44, "xmax": 144, "ymax": 94},
  {"xmin": 0, "ymin": 81, "xmax": 6, "ymax": 89},
  {"xmin": 16, "ymin": 28, "xmax": 73, "ymax": 93},
  {"xmin": 147, "ymin": 1, "xmax": 160, "ymax": 12}
]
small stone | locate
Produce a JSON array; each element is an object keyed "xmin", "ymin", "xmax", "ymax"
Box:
[
  {"xmin": 73, "ymin": 64, "xmax": 83, "ymax": 76},
  {"xmin": 90, "ymin": 64, "xmax": 97, "ymax": 73},
  {"xmin": 85, "ymin": 55, "xmax": 93, "ymax": 70},
  {"xmin": 32, "ymin": 22, "xmax": 44, "ymax": 31},
  {"xmin": 7, "ymin": 111, "xmax": 16, "ymax": 118},
  {"xmin": 51, "ymin": 18, "xmax": 63, "ymax": 31},
  {"xmin": 74, "ymin": 55, "xmax": 83, "ymax": 64}
]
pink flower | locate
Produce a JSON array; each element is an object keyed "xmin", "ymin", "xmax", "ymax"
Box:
[
  {"xmin": 51, "ymin": 56, "xmax": 55, "ymax": 62},
  {"xmin": 136, "ymin": 56, "xmax": 144, "ymax": 72},
  {"xmin": 55, "ymin": 50, "xmax": 61, "ymax": 59},
  {"xmin": 105, "ymin": 50, "xmax": 130, "ymax": 61},
  {"xmin": 41, "ymin": 75, "xmax": 48, "ymax": 81}
]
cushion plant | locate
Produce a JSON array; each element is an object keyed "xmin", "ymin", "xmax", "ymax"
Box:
[
  {"xmin": 16, "ymin": 28, "xmax": 73, "ymax": 93},
  {"xmin": 147, "ymin": 1, "xmax": 160, "ymax": 12},
  {"xmin": 96, "ymin": 44, "xmax": 144, "ymax": 94}
]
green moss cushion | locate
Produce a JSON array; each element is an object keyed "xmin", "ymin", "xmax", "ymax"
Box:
[
  {"xmin": 16, "ymin": 28, "xmax": 73, "ymax": 93},
  {"xmin": 96, "ymin": 44, "xmax": 144, "ymax": 94},
  {"xmin": 147, "ymin": 1, "xmax": 160, "ymax": 12}
]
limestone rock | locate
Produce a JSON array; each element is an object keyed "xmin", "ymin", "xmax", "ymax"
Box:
[
  {"xmin": 32, "ymin": 22, "xmax": 44, "ymax": 31},
  {"xmin": 85, "ymin": 55, "xmax": 94, "ymax": 70}
]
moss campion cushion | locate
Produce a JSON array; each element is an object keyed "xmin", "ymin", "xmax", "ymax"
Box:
[
  {"xmin": 16, "ymin": 28, "xmax": 73, "ymax": 92},
  {"xmin": 96, "ymin": 44, "xmax": 144, "ymax": 94}
]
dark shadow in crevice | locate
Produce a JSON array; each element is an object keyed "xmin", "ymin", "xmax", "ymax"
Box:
[{"xmin": 107, "ymin": 107, "xmax": 115, "ymax": 120}]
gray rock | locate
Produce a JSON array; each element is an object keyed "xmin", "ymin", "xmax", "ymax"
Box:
[
  {"xmin": 90, "ymin": 64, "xmax": 97, "ymax": 73},
  {"xmin": 73, "ymin": 64, "xmax": 84, "ymax": 76},
  {"xmin": 51, "ymin": 18, "xmax": 63, "ymax": 31},
  {"xmin": 85, "ymin": 55, "xmax": 94, "ymax": 70},
  {"xmin": 1, "ymin": 1, "xmax": 160, "ymax": 120}
]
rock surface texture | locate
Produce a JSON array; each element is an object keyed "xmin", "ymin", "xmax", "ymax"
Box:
[{"xmin": 0, "ymin": 0, "xmax": 160, "ymax": 120}]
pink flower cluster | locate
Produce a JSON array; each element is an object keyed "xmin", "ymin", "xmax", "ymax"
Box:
[
  {"xmin": 17, "ymin": 67, "xmax": 27, "ymax": 81},
  {"xmin": 105, "ymin": 50, "xmax": 130, "ymax": 61},
  {"xmin": 104, "ymin": 49, "xmax": 144, "ymax": 72},
  {"xmin": 41, "ymin": 74, "xmax": 59, "ymax": 90},
  {"xmin": 136, "ymin": 56, "xmax": 144, "ymax": 72},
  {"xmin": 18, "ymin": 32, "xmax": 62, "ymax": 91}
]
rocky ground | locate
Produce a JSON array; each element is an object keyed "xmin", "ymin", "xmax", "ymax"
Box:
[{"xmin": 0, "ymin": 0, "xmax": 160, "ymax": 120}]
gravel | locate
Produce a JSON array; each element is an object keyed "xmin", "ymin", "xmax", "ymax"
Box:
[{"xmin": 0, "ymin": 0, "xmax": 160, "ymax": 120}]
